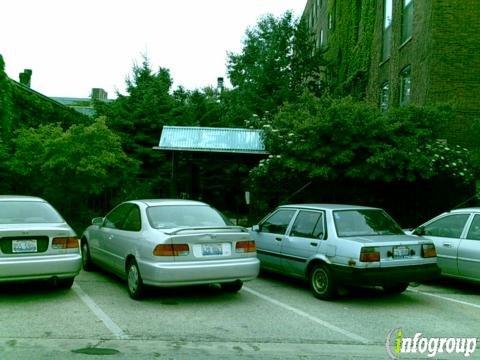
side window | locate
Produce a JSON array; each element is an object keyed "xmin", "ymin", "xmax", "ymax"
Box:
[
  {"xmin": 423, "ymin": 214, "xmax": 470, "ymax": 238},
  {"xmin": 260, "ymin": 209, "xmax": 296, "ymax": 234},
  {"xmin": 123, "ymin": 205, "xmax": 142, "ymax": 232},
  {"xmin": 466, "ymin": 215, "xmax": 480, "ymax": 240},
  {"xmin": 104, "ymin": 204, "xmax": 132, "ymax": 230},
  {"xmin": 290, "ymin": 211, "xmax": 325, "ymax": 239}
]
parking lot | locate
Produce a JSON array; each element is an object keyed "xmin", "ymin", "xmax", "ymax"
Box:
[{"xmin": 1, "ymin": 269, "xmax": 479, "ymax": 359}]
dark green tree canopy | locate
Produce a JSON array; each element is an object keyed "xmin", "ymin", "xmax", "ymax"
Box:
[{"xmin": 227, "ymin": 12, "xmax": 324, "ymax": 119}]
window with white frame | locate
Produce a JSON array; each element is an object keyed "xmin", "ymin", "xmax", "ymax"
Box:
[
  {"xmin": 382, "ymin": 0, "xmax": 393, "ymax": 61},
  {"xmin": 379, "ymin": 81, "xmax": 389, "ymax": 112},
  {"xmin": 399, "ymin": 65, "xmax": 412, "ymax": 106},
  {"xmin": 401, "ymin": 0, "xmax": 413, "ymax": 43}
]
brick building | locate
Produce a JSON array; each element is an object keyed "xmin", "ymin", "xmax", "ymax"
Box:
[{"xmin": 303, "ymin": 0, "xmax": 480, "ymax": 146}]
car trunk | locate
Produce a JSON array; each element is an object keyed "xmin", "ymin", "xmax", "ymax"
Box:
[
  {"xmin": 0, "ymin": 223, "xmax": 74, "ymax": 257},
  {"xmin": 162, "ymin": 227, "xmax": 253, "ymax": 262},
  {"xmin": 354, "ymin": 234, "xmax": 435, "ymax": 268}
]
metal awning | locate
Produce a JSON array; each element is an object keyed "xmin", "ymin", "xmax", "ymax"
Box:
[{"xmin": 154, "ymin": 126, "xmax": 268, "ymax": 154}]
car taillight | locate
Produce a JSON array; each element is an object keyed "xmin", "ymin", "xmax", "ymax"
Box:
[
  {"xmin": 235, "ymin": 240, "xmax": 256, "ymax": 253},
  {"xmin": 153, "ymin": 244, "xmax": 189, "ymax": 256},
  {"xmin": 421, "ymin": 244, "xmax": 437, "ymax": 258},
  {"xmin": 52, "ymin": 237, "xmax": 79, "ymax": 249},
  {"xmin": 359, "ymin": 247, "xmax": 380, "ymax": 262}
]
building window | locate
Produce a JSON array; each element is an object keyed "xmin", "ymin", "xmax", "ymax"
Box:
[
  {"xmin": 317, "ymin": 29, "xmax": 325, "ymax": 48},
  {"xmin": 401, "ymin": 0, "xmax": 413, "ymax": 43},
  {"xmin": 328, "ymin": 13, "xmax": 334, "ymax": 30},
  {"xmin": 382, "ymin": 0, "xmax": 393, "ymax": 61},
  {"xmin": 399, "ymin": 65, "xmax": 412, "ymax": 106},
  {"xmin": 379, "ymin": 81, "xmax": 389, "ymax": 112}
]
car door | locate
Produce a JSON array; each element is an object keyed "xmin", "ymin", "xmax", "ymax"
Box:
[
  {"xmin": 418, "ymin": 213, "xmax": 470, "ymax": 276},
  {"xmin": 254, "ymin": 208, "xmax": 297, "ymax": 272},
  {"xmin": 282, "ymin": 210, "xmax": 326, "ymax": 278},
  {"xmin": 103, "ymin": 204, "xmax": 142, "ymax": 275},
  {"xmin": 458, "ymin": 213, "xmax": 480, "ymax": 280},
  {"xmin": 97, "ymin": 203, "xmax": 132, "ymax": 269}
]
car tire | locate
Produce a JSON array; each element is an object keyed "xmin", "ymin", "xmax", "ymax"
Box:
[
  {"xmin": 57, "ymin": 277, "xmax": 75, "ymax": 289},
  {"xmin": 309, "ymin": 264, "xmax": 337, "ymax": 300},
  {"xmin": 220, "ymin": 280, "xmax": 243, "ymax": 293},
  {"xmin": 127, "ymin": 259, "xmax": 144, "ymax": 300},
  {"xmin": 383, "ymin": 282, "xmax": 409, "ymax": 295},
  {"xmin": 81, "ymin": 240, "xmax": 94, "ymax": 271}
]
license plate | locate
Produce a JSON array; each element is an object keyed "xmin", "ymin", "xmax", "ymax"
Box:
[
  {"xmin": 201, "ymin": 243, "xmax": 223, "ymax": 256},
  {"xmin": 393, "ymin": 246, "xmax": 410, "ymax": 258},
  {"xmin": 12, "ymin": 239, "xmax": 38, "ymax": 253}
]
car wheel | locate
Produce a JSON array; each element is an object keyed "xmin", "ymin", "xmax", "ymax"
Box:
[
  {"xmin": 127, "ymin": 260, "xmax": 144, "ymax": 300},
  {"xmin": 57, "ymin": 277, "xmax": 75, "ymax": 289},
  {"xmin": 309, "ymin": 264, "xmax": 337, "ymax": 300},
  {"xmin": 220, "ymin": 280, "xmax": 243, "ymax": 293},
  {"xmin": 81, "ymin": 240, "xmax": 94, "ymax": 271},
  {"xmin": 383, "ymin": 282, "xmax": 409, "ymax": 295}
]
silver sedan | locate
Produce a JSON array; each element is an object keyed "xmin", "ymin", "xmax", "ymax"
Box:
[
  {"xmin": 411, "ymin": 207, "xmax": 480, "ymax": 283},
  {"xmin": 0, "ymin": 195, "xmax": 81, "ymax": 288},
  {"xmin": 81, "ymin": 199, "xmax": 260, "ymax": 299},
  {"xmin": 250, "ymin": 204, "xmax": 440, "ymax": 299}
]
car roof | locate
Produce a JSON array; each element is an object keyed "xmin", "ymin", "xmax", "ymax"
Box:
[
  {"xmin": 132, "ymin": 199, "xmax": 209, "ymax": 207},
  {"xmin": 450, "ymin": 207, "xmax": 480, "ymax": 213},
  {"xmin": 279, "ymin": 203, "xmax": 380, "ymax": 211},
  {"xmin": 0, "ymin": 195, "xmax": 45, "ymax": 202}
]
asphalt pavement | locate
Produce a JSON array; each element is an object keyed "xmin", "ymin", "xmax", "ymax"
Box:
[{"xmin": 0, "ymin": 269, "xmax": 479, "ymax": 359}]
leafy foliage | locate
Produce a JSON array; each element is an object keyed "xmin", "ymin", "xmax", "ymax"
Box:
[
  {"xmin": 250, "ymin": 94, "xmax": 472, "ymax": 184},
  {"xmin": 0, "ymin": 55, "xmax": 13, "ymax": 140},
  {"xmin": 8, "ymin": 118, "xmax": 138, "ymax": 226},
  {"xmin": 226, "ymin": 12, "xmax": 324, "ymax": 120}
]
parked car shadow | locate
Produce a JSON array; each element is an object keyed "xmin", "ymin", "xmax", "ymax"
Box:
[
  {"xmin": 0, "ymin": 280, "xmax": 70, "ymax": 297},
  {"xmin": 420, "ymin": 277, "xmax": 480, "ymax": 295},
  {"xmin": 258, "ymin": 269, "xmax": 428, "ymax": 305},
  {"xmin": 89, "ymin": 266, "xmax": 247, "ymax": 303}
]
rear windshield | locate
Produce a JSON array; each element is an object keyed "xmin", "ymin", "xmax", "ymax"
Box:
[
  {"xmin": 333, "ymin": 209, "xmax": 403, "ymax": 237},
  {"xmin": 146, "ymin": 205, "xmax": 231, "ymax": 229},
  {"xmin": 0, "ymin": 201, "xmax": 64, "ymax": 224}
]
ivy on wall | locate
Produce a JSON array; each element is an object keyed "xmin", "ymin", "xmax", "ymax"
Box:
[{"xmin": 322, "ymin": 0, "xmax": 377, "ymax": 99}]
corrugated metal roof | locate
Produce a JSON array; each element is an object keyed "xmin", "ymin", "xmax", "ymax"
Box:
[{"xmin": 156, "ymin": 126, "xmax": 268, "ymax": 154}]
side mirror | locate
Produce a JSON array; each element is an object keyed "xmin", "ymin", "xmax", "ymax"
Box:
[
  {"xmin": 413, "ymin": 226, "xmax": 425, "ymax": 236},
  {"xmin": 252, "ymin": 224, "xmax": 260, "ymax": 232},
  {"xmin": 92, "ymin": 217, "xmax": 104, "ymax": 226}
]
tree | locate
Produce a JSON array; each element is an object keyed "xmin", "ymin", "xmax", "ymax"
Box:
[
  {"xmin": 95, "ymin": 58, "xmax": 183, "ymax": 197},
  {"xmin": 8, "ymin": 118, "xmax": 138, "ymax": 228},
  {"xmin": 226, "ymin": 12, "xmax": 324, "ymax": 120},
  {"xmin": 247, "ymin": 94, "xmax": 475, "ymax": 222}
]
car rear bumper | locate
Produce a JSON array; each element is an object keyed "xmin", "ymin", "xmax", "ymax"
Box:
[
  {"xmin": 0, "ymin": 254, "xmax": 82, "ymax": 282},
  {"xmin": 139, "ymin": 257, "xmax": 260, "ymax": 287},
  {"xmin": 331, "ymin": 263, "xmax": 441, "ymax": 286}
]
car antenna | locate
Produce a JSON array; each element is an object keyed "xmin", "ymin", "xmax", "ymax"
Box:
[
  {"xmin": 451, "ymin": 193, "xmax": 479, "ymax": 210},
  {"xmin": 279, "ymin": 181, "xmax": 312, "ymax": 205}
]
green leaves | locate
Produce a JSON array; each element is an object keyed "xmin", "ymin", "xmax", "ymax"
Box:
[
  {"xmin": 227, "ymin": 12, "xmax": 324, "ymax": 120},
  {"xmin": 250, "ymin": 94, "xmax": 470, "ymax": 186},
  {"xmin": 8, "ymin": 118, "xmax": 138, "ymax": 220}
]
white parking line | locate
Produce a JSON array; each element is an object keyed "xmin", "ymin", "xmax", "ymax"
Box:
[
  {"xmin": 243, "ymin": 286, "xmax": 370, "ymax": 344},
  {"xmin": 72, "ymin": 283, "xmax": 129, "ymax": 340},
  {"xmin": 408, "ymin": 288, "xmax": 480, "ymax": 310}
]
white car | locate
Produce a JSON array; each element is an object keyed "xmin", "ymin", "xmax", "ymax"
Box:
[
  {"xmin": 81, "ymin": 199, "xmax": 260, "ymax": 299},
  {"xmin": 411, "ymin": 207, "xmax": 480, "ymax": 283},
  {"xmin": 0, "ymin": 195, "xmax": 81, "ymax": 288}
]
